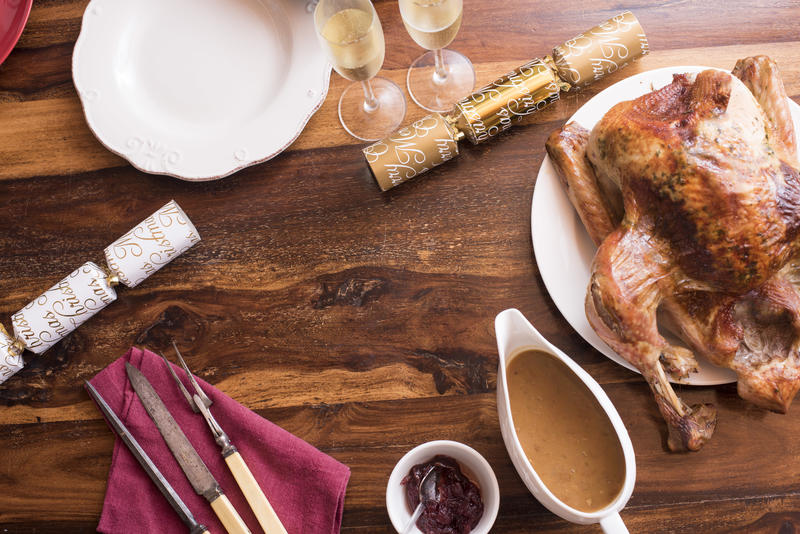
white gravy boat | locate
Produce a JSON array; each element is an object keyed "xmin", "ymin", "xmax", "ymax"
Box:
[{"xmin": 495, "ymin": 308, "xmax": 636, "ymax": 533}]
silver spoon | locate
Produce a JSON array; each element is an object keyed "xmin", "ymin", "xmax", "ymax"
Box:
[{"xmin": 402, "ymin": 465, "xmax": 442, "ymax": 534}]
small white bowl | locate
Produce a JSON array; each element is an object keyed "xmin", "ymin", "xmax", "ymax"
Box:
[
  {"xmin": 494, "ymin": 309, "xmax": 636, "ymax": 534},
  {"xmin": 386, "ymin": 440, "xmax": 500, "ymax": 534}
]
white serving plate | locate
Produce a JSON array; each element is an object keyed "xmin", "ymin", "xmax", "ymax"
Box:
[
  {"xmin": 532, "ymin": 65, "xmax": 800, "ymax": 385},
  {"xmin": 73, "ymin": 0, "xmax": 331, "ymax": 181}
]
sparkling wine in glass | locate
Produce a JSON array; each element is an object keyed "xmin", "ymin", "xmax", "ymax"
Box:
[
  {"xmin": 399, "ymin": 0, "xmax": 475, "ymax": 112},
  {"xmin": 315, "ymin": 0, "xmax": 406, "ymax": 141}
]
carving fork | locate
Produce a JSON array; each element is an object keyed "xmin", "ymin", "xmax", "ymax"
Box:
[{"xmin": 161, "ymin": 342, "xmax": 288, "ymax": 534}]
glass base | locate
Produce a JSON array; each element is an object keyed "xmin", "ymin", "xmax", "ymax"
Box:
[
  {"xmin": 407, "ymin": 49, "xmax": 476, "ymax": 112},
  {"xmin": 338, "ymin": 77, "xmax": 406, "ymax": 142}
]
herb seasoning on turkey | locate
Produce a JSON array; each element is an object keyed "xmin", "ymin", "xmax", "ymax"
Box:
[{"xmin": 546, "ymin": 55, "xmax": 800, "ymax": 451}]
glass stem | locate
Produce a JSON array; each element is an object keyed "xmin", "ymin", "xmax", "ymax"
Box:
[
  {"xmin": 433, "ymin": 48, "xmax": 448, "ymax": 84},
  {"xmin": 362, "ymin": 79, "xmax": 379, "ymax": 113}
]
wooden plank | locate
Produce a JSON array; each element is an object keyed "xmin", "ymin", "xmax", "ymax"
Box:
[
  {"xmin": 1, "ymin": 43, "xmax": 798, "ymax": 180},
  {"xmin": 2, "ymin": 1, "xmax": 800, "ymax": 532},
  {"xmin": 3, "ymin": 391, "xmax": 800, "ymax": 531},
  {"xmin": 8, "ymin": 0, "xmax": 800, "ymax": 54}
]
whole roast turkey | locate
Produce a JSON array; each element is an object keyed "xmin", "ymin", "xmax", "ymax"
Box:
[{"xmin": 546, "ymin": 56, "xmax": 800, "ymax": 451}]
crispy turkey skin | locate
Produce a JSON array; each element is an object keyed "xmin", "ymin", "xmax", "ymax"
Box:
[{"xmin": 546, "ymin": 56, "xmax": 800, "ymax": 451}]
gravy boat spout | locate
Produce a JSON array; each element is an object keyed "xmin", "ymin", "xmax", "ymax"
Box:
[{"xmin": 495, "ymin": 308, "xmax": 636, "ymax": 534}]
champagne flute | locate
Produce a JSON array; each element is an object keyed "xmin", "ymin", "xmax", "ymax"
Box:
[
  {"xmin": 399, "ymin": 0, "xmax": 475, "ymax": 112},
  {"xmin": 315, "ymin": 0, "xmax": 406, "ymax": 141}
]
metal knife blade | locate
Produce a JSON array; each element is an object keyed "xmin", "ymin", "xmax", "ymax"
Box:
[
  {"xmin": 126, "ymin": 362, "xmax": 221, "ymax": 502},
  {"xmin": 85, "ymin": 380, "xmax": 208, "ymax": 534}
]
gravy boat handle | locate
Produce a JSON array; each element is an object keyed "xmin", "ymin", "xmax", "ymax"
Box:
[{"xmin": 599, "ymin": 512, "xmax": 629, "ymax": 534}]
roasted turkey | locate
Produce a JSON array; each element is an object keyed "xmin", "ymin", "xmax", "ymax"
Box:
[{"xmin": 545, "ymin": 56, "xmax": 800, "ymax": 451}]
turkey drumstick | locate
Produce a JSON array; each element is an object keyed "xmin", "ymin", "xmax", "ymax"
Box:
[{"xmin": 545, "ymin": 57, "xmax": 800, "ymax": 451}]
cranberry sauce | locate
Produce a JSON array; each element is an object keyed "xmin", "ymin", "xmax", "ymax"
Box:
[{"xmin": 401, "ymin": 454, "xmax": 483, "ymax": 534}]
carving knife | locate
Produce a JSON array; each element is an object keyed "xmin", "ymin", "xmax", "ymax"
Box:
[
  {"xmin": 160, "ymin": 345, "xmax": 287, "ymax": 534},
  {"xmin": 126, "ymin": 362, "xmax": 252, "ymax": 534},
  {"xmin": 84, "ymin": 381, "xmax": 209, "ymax": 534}
]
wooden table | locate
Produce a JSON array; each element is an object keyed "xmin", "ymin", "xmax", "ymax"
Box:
[{"xmin": 1, "ymin": 1, "xmax": 799, "ymax": 532}]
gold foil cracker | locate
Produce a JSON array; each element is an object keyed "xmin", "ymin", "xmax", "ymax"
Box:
[
  {"xmin": 453, "ymin": 58, "xmax": 561, "ymax": 144},
  {"xmin": 363, "ymin": 113, "xmax": 459, "ymax": 191},
  {"xmin": 552, "ymin": 11, "xmax": 649, "ymax": 89}
]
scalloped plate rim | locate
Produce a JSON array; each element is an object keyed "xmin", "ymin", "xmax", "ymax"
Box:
[{"xmin": 72, "ymin": 0, "xmax": 331, "ymax": 181}]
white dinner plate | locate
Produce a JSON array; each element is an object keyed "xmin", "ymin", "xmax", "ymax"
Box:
[
  {"xmin": 532, "ymin": 66, "xmax": 800, "ymax": 385},
  {"xmin": 73, "ymin": 0, "xmax": 330, "ymax": 181}
]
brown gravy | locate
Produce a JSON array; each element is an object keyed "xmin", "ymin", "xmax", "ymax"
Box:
[{"xmin": 507, "ymin": 349, "xmax": 625, "ymax": 512}]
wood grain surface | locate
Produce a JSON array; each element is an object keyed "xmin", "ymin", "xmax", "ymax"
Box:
[{"xmin": 1, "ymin": 0, "xmax": 800, "ymax": 532}]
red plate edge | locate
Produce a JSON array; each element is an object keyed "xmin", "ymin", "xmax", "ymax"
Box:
[{"xmin": 0, "ymin": 0, "xmax": 34, "ymax": 66}]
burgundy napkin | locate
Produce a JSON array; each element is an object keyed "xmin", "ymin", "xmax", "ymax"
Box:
[{"xmin": 89, "ymin": 347, "xmax": 350, "ymax": 534}]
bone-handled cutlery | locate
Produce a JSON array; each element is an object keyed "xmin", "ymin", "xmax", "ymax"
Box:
[
  {"xmin": 126, "ymin": 363, "xmax": 252, "ymax": 534},
  {"xmin": 161, "ymin": 342, "xmax": 288, "ymax": 534}
]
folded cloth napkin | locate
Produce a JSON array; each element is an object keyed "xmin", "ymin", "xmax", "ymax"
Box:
[{"xmin": 89, "ymin": 347, "xmax": 350, "ymax": 534}]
